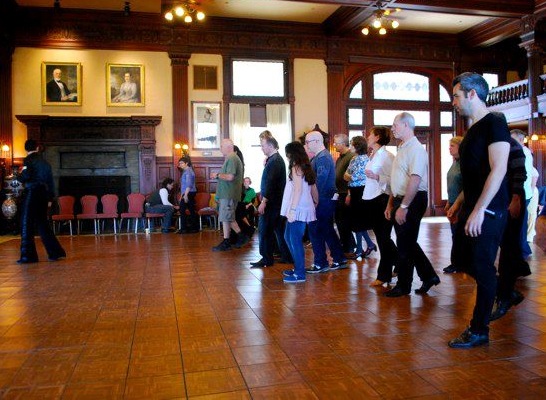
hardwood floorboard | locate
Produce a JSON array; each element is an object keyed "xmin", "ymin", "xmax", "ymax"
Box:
[{"xmin": 0, "ymin": 218, "xmax": 545, "ymax": 398}]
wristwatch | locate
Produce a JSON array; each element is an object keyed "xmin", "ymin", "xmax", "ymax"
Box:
[{"xmin": 400, "ymin": 203, "xmax": 409, "ymax": 209}]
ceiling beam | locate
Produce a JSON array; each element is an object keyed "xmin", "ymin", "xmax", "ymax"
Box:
[
  {"xmin": 459, "ymin": 18, "xmax": 521, "ymax": 47},
  {"xmin": 281, "ymin": 0, "xmax": 534, "ymax": 18}
]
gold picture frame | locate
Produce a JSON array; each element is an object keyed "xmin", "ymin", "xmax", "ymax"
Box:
[
  {"xmin": 192, "ymin": 102, "xmax": 222, "ymax": 150},
  {"xmin": 107, "ymin": 63, "xmax": 144, "ymax": 106},
  {"xmin": 42, "ymin": 62, "xmax": 82, "ymax": 106}
]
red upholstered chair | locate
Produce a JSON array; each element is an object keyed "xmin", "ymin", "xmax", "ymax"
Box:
[
  {"xmin": 51, "ymin": 195, "xmax": 76, "ymax": 235},
  {"xmin": 97, "ymin": 194, "xmax": 119, "ymax": 234},
  {"xmin": 76, "ymin": 195, "xmax": 100, "ymax": 235},
  {"xmin": 120, "ymin": 193, "xmax": 145, "ymax": 233},
  {"xmin": 195, "ymin": 192, "xmax": 217, "ymax": 230}
]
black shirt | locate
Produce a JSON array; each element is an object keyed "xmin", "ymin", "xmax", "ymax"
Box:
[
  {"xmin": 19, "ymin": 152, "xmax": 56, "ymax": 201},
  {"xmin": 459, "ymin": 113, "xmax": 510, "ymax": 213},
  {"xmin": 260, "ymin": 152, "xmax": 286, "ymax": 209}
]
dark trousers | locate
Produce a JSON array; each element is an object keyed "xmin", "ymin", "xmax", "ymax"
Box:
[
  {"xmin": 392, "ymin": 192, "xmax": 436, "ymax": 291},
  {"xmin": 308, "ymin": 199, "xmax": 345, "ymax": 268},
  {"xmin": 521, "ymin": 198, "xmax": 532, "ymax": 258},
  {"xmin": 372, "ymin": 194, "xmax": 398, "ymax": 282},
  {"xmin": 179, "ymin": 192, "xmax": 198, "ymax": 231},
  {"xmin": 335, "ymin": 193, "xmax": 356, "ymax": 253},
  {"xmin": 20, "ymin": 186, "xmax": 65, "ymax": 261},
  {"xmin": 258, "ymin": 207, "xmax": 292, "ymax": 265},
  {"xmin": 498, "ymin": 196, "xmax": 528, "ymax": 300},
  {"xmin": 454, "ymin": 208, "xmax": 507, "ymax": 335}
]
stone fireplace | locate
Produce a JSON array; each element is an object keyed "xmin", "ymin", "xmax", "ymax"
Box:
[{"xmin": 16, "ymin": 115, "xmax": 161, "ymax": 209}]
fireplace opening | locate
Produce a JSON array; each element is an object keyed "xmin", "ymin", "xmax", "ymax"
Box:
[{"xmin": 58, "ymin": 176, "xmax": 131, "ymax": 214}]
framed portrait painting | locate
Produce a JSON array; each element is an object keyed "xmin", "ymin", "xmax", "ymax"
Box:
[
  {"xmin": 41, "ymin": 62, "xmax": 82, "ymax": 106},
  {"xmin": 192, "ymin": 102, "xmax": 222, "ymax": 150},
  {"xmin": 107, "ymin": 63, "xmax": 144, "ymax": 106}
]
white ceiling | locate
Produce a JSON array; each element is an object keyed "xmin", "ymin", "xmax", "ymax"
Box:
[{"xmin": 16, "ymin": 0, "xmax": 490, "ymax": 34}]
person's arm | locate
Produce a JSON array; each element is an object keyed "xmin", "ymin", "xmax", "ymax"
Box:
[
  {"xmin": 159, "ymin": 188, "xmax": 173, "ymax": 206},
  {"xmin": 394, "ymin": 174, "xmax": 421, "ymax": 225},
  {"xmin": 466, "ymin": 141, "xmax": 510, "ymax": 237}
]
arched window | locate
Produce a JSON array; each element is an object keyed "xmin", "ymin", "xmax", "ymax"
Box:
[{"xmin": 346, "ymin": 69, "xmax": 453, "ymax": 213}]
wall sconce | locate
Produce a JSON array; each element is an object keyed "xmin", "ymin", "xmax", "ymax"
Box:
[
  {"xmin": 124, "ymin": 2, "xmax": 131, "ymax": 16},
  {"xmin": 174, "ymin": 142, "xmax": 190, "ymax": 156}
]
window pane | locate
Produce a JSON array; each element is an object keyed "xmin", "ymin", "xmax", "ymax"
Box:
[
  {"xmin": 440, "ymin": 111, "xmax": 453, "ymax": 127},
  {"xmin": 483, "ymin": 73, "xmax": 499, "ymax": 89},
  {"xmin": 374, "ymin": 72, "xmax": 429, "ymax": 101},
  {"xmin": 439, "ymin": 84, "xmax": 451, "ymax": 102},
  {"xmin": 349, "ymin": 130, "xmax": 363, "ymax": 141},
  {"xmin": 232, "ymin": 60, "xmax": 285, "ymax": 97},
  {"xmin": 373, "ymin": 110, "xmax": 430, "ymax": 127},
  {"xmin": 349, "ymin": 81, "xmax": 362, "ymax": 99},
  {"xmin": 440, "ymin": 133, "xmax": 454, "ymax": 200},
  {"xmin": 348, "ymin": 108, "xmax": 363, "ymax": 125}
]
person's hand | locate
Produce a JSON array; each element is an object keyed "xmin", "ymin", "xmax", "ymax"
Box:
[
  {"xmin": 345, "ymin": 194, "xmax": 351, "ymax": 206},
  {"xmin": 258, "ymin": 201, "xmax": 266, "ymax": 215},
  {"xmin": 173, "ymin": 205, "xmax": 180, "ymax": 210},
  {"xmin": 365, "ymin": 170, "xmax": 379, "ymax": 180},
  {"xmin": 183, "ymin": 194, "xmax": 189, "ymax": 203},
  {"xmin": 444, "ymin": 202, "xmax": 450, "ymax": 212},
  {"xmin": 287, "ymin": 210, "xmax": 296, "ymax": 223},
  {"xmin": 465, "ymin": 208, "xmax": 485, "ymax": 237},
  {"xmin": 395, "ymin": 207, "xmax": 408, "ymax": 225},
  {"xmin": 384, "ymin": 203, "xmax": 393, "ymax": 220},
  {"xmin": 508, "ymin": 196, "xmax": 521, "ymax": 219}
]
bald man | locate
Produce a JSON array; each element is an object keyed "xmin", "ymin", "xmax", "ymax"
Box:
[
  {"xmin": 210, "ymin": 139, "xmax": 247, "ymax": 251},
  {"xmin": 305, "ymin": 131, "xmax": 347, "ymax": 273}
]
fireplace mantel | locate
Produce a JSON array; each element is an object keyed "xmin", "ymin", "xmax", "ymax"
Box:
[{"xmin": 16, "ymin": 115, "xmax": 162, "ymax": 195}]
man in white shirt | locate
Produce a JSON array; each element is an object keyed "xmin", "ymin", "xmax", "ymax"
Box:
[{"xmin": 384, "ymin": 112, "xmax": 440, "ymax": 297}]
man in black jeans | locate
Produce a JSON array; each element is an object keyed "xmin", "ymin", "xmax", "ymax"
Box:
[
  {"xmin": 384, "ymin": 112, "xmax": 440, "ymax": 298},
  {"xmin": 18, "ymin": 139, "xmax": 66, "ymax": 263},
  {"xmin": 449, "ymin": 72, "xmax": 510, "ymax": 349},
  {"xmin": 250, "ymin": 132, "xmax": 292, "ymax": 268}
]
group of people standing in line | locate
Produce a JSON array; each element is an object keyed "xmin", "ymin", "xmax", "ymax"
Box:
[{"xmin": 15, "ymin": 71, "xmax": 541, "ymax": 350}]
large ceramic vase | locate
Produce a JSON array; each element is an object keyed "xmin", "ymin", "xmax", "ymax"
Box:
[{"xmin": 2, "ymin": 193, "xmax": 17, "ymax": 219}]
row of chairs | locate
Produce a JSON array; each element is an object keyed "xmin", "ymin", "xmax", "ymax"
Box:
[{"xmin": 51, "ymin": 192, "xmax": 218, "ymax": 235}]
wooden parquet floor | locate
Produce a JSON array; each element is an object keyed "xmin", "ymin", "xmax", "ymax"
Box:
[{"xmin": 0, "ymin": 219, "xmax": 545, "ymax": 399}]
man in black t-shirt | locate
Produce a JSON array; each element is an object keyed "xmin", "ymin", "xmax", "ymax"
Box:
[{"xmin": 449, "ymin": 72, "xmax": 510, "ymax": 349}]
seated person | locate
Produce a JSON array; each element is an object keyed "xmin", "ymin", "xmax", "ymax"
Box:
[
  {"xmin": 145, "ymin": 177, "xmax": 178, "ymax": 233},
  {"xmin": 242, "ymin": 177, "xmax": 257, "ymax": 227}
]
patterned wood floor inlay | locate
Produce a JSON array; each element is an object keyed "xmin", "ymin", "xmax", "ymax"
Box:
[{"xmin": 0, "ymin": 218, "xmax": 545, "ymax": 399}]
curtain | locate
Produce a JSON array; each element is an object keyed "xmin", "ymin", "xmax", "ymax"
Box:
[
  {"xmin": 229, "ymin": 103, "xmax": 251, "ymax": 151},
  {"xmin": 266, "ymin": 104, "xmax": 291, "ymax": 140}
]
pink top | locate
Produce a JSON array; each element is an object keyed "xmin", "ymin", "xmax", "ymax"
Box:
[{"xmin": 280, "ymin": 178, "xmax": 316, "ymax": 223}]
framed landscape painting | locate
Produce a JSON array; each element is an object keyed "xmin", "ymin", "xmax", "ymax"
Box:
[
  {"xmin": 42, "ymin": 62, "xmax": 82, "ymax": 106},
  {"xmin": 192, "ymin": 102, "xmax": 222, "ymax": 150},
  {"xmin": 107, "ymin": 63, "xmax": 144, "ymax": 106}
]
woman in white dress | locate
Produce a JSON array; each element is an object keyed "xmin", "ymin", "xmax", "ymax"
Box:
[{"xmin": 113, "ymin": 72, "xmax": 138, "ymax": 103}]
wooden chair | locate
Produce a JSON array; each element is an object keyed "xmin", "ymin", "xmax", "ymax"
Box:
[
  {"xmin": 51, "ymin": 195, "xmax": 76, "ymax": 235},
  {"xmin": 76, "ymin": 195, "xmax": 99, "ymax": 235},
  {"xmin": 120, "ymin": 193, "xmax": 145, "ymax": 233},
  {"xmin": 97, "ymin": 194, "xmax": 119, "ymax": 234},
  {"xmin": 196, "ymin": 192, "xmax": 217, "ymax": 230}
]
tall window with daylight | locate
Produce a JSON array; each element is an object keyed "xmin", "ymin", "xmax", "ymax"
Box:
[{"xmin": 232, "ymin": 60, "xmax": 286, "ymax": 98}]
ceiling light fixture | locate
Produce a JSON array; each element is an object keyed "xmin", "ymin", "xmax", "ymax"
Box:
[
  {"xmin": 361, "ymin": 1, "xmax": 400, "ymax": 36},
  {"xmin": 164, "ymin": 1, "xmax": 206, "ymax": 24}
]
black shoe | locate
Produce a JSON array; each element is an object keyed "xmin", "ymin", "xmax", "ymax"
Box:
[
  {"xmin": 384, "ymin": 286, "xmax": 410, "ymax": 297},
  {"xmin": 448, "ymin": 328, "xmax": 489, "ymax": 349},
  {"xmin": 490, "ymin": 299, "xmax": 512, "ymax": 321},
  {"xmin": 415, "ymin": 275, "xmax": 440, "ymax": 294},
  {"xmin": 250, "ymin": 259, "xmax": 270, "ymax": 268},
  {"xmin": 330, "ymin": 259, "xmax": 348, "ymax": 270},
  {"xmin": 233, "ymin": 234, "xmax": 249, "ymax": 249},
  {"xmin": 511, "ymin": 290, "xmax": 525, "ymax": 306},
  {"xmin": 17, "ymin": 257, "xmax": 38, "ymax": 264},
  {"xmin": 443, "ymin": 265, "xmax": 459, "ymax": 274},
  {"xmin": 212, "ymin": 239, "xmax": 232, "ymax": 252},
  {"xmin": 48, "ymin": 252, "xmax": 66, "ymax": 261}
]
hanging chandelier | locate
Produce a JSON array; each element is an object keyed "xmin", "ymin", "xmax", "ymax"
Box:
[
  {"xmin": 361, "ymin": 1, "xmax": 400, "ymax": 36},
  {"xmin": 164, "ymin": 1, "xmax": 205, "ymax": 23}
]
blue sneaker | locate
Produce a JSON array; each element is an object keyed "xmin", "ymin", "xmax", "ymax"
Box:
[
  {"xmin": 306, "ymin": 264, "xmax": 330, "ymax": 274},
  {"xmin": 283, "ymin": 274, "xmax": 306, "ymax": 283},
  {"xmin": 282, "ymin": 269, "xmax": 295, "ymax": 277}
]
